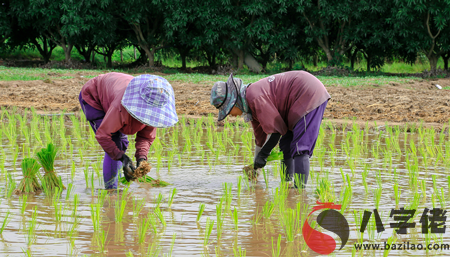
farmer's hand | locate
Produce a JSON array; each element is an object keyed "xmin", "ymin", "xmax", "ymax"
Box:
[
  {"xmin": 254, "ymin": 152, "xmax": 268, "ymax": 169},
  {"xmin": 253, "ymin": 133, "xmax": 281, "ymax": 170},
  {"xmin": 136, "ymin": 158, "xmax": 146, "ymax": 168},
  {"xmin": 120, "ymin": 154, "xmax": 136, "ymax": 182}
]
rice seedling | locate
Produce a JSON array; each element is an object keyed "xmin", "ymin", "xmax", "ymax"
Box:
[
  {"xmin": 132, "ymin": 198, "xmax": 146, "ymax": 219},
  {"xmin": 197, "ymin": 203, "xmax": 205, "ymax": 222},
  {"xmin": 0, "ymin": 210, "xmax": 10, "ymax": 234},
  {"xmin": 137, "ymin": 215, "xmax": 151, "ymax": 244},
  {"xmin": 167, "ymin": 188, "xmax": 177, "ymax": 208},
  {"xmin": 36, "ymin": 143, "xmax": 65, "ymax": 191},
  {"xmin": 154, "ymin": 207, "xmax": 166, "ymax": 227},
  {"xmin": 237, "ymin": 176, "xmax": 243, "ymax": 199},
  {"xmin": 115, "ymin": 199, "xmax": 127, "ymax": 223},
  {"xmin": 271, "ymin": 234, "xmax": 282, "ymax": 257},
  {"xmin": 262, "ymin": 201, "xmax": 275, "ymax": 219},
  {"xmin": 216, "ymin": 201, "xmax": 224, "ymax": 239},
  {"xmin": 14, "ymin": 158, "xmax": 41, "ymax": 194},
  {"xmin": 26, "ymin": 206, "xmax": 38, "ymax": 245},
  {"xmin": 233, "ymin": 245, "xmax": 246, "ymax": 257},
  {"xmin": 383, "ymin": 235, "xmax": 397, "ymax": 257},
  {"xmin": 154, "ymin": 192, "xmax": 163, "ymax": 208},
  {"xmin": 96, "ymin": 228, "xmax": 109, "ymax": 253},
  {"xmin": 232, "ymin": 207, "xmax": 239, "ymax": 231},
  {"xmin": 90, "ymin": 203, "xmax": 102, "ymax": 232},
  {"xmin": 20, "ymin": 195, "xmax": 28, "ymax": 215},
  {"xmin": 203, "ymin": 217, "xmax": 214, "ymax": 246}
]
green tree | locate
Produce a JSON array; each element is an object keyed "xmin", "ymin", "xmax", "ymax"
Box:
[{"xmin": 389, "ymin": 0, "xmax": 450, "ymax": 72}]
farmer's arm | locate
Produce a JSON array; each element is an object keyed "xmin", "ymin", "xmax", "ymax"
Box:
[
  {"xmin": 251, "ymin": 96, "xmax": 287, "ymax": 168},
  {"xmin": 135, "ymin": 126, "xmax": 157, "ymax": 161},
  {"xmin": 95, "ymin": 107, "xmax": 125, "ymax": 160}
]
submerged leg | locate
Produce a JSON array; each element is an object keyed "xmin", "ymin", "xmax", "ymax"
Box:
[
  {"xmin": 293, "ymin": 154, "xmax": 310, "ymax": 188},
  {"xmin": 103, "ymin": 152, "xmax": 122, "ymax": 189},
  {"xmin": 281, "ymin": 158, "xmax": 294, "ymax": 182}
]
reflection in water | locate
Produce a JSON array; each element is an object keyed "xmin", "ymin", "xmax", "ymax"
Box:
[{"xmin": 0, "ymin": 112, "xmax": 449, "ymax": 256}]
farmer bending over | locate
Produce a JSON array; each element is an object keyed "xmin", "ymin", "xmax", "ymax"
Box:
[
  {"xmin": 210, "ymin": 71, "xmax": 330, "ymax": 187},
  {"xmin": 79, "ymin": 72, "xmax": 178, "ymax": 189}
]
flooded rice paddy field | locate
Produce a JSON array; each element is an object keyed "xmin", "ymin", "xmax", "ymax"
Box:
[{"xmin": 0, "ymin": 108, "xmax": 450, "ymax": 256}]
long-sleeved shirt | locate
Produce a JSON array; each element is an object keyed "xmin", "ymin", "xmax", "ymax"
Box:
[
  {"xmin": 247, "ymin": 71, "xmax": 330, "ymax": 147},
  {"xmin": 81, "ymin": 72, "xmax": 156, "ymax": 161}
]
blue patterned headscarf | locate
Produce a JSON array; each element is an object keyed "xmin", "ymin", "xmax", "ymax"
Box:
[{"xmin": 235, "ymin": 82, "xmax": 252, "ymax": 122}]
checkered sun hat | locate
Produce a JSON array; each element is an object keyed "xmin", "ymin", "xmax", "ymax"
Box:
[
  {"xmin": 121, "ymin": 74, "xmax": 178, "ymax": 128},
  {"xmin": 210, "ymin": 73, "xmax": 241, "ymax": 121}
]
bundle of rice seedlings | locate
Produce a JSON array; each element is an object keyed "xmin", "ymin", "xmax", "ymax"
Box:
[
  {"xmin": 14, "ymin": 158, "xmax": 42, "ymax": 194},
  {"xmin": 36, "ymin": 143, "xmax": 65, "ymax": 191},
  {"xmin": 243, "ymin": 151, "xmax": 282, "ymax": 181},
  {"xmin": 119, "ymin": 161, "xmax": 170, "ymax": 186}
]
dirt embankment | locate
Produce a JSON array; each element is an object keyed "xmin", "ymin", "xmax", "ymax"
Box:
[{"xmin": 1, "ymin": 73, "xmax": 449, "ymax": 129}]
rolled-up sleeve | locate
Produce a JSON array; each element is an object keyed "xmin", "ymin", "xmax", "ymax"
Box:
[
  {"xmin": 95, "ymin": 106, "xmax": 125, "ymax": 160},
  {"xmin": 135, "ymin": 126, "xmax": 157, "ymax": 160}
]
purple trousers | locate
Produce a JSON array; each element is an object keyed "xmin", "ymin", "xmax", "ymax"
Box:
[
  {"xmin": 279, "ymin": 100, "xmax": 327, "ymax": 159},
  {"xmin": 79, "ymin": 93, "xmax": 129, "ymax": 189}
]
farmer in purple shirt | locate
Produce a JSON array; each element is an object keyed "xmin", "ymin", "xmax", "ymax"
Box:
[
  {"xmin": 210, "ymin": 71, "xmax": 330, "ymax": 187},
  {"xmin": 79, "ymin": 72, "xmax": 178, "ymax": 189}
]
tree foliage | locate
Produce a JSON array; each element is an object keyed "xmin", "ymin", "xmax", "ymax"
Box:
[{"xmin": 2, "ymin": 0, "xmax": 450, "ymax": 71}]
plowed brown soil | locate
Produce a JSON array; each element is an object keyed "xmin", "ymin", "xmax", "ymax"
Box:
[{"xmin": 1, "ymin": 73, "xmax": 450, "ymax": 127}]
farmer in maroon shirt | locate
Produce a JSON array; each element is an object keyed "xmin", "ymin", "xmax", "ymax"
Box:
[
  {"xmin": 210, "ymin": 71, "xmax": 330, "ymax": 187},
  {"xmin": 79, "ymin": 72, "xmax": 178, "ymax": 189}
]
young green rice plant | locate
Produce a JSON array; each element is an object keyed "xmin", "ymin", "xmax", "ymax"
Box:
[
  {"xmin": 0, "ymin": 210, "xmax": 10, "ymax": 234},
  {"xmin": 96, "ymin": 228, "xmax": 109, "ymax": 253},
  {"xmin": 83, "ymin": 163, "xmax": 89, "ymax": 188},
  {"xmin": 154, "ymin": 192, "xmax": 163, "ymax": 208},
  {"xmin": 237, "ymin": 176, "xmax": 243, "ymax": 199},
  {"xmin": 373, "ymin": 187, "xmax": 382, "ymax": 210},
  {"xmin": 383, "ymin": 235, "xmax": 397, "ymax": 257},
  {"xmin": 132, "ymin": 198, "xmax": 146, "ymax": 219},
  {"xmin": 90, "ymin": 203, "xmax": 102, "ymax": 232},
  {"xmin": 197, "ymin": 203, "xmax": 205, "ymax": 222},
  {"xmin": 26, "ymin": 206, "xmax": 38, "ymax": 245},
  {"xmin": 167, "ymin": 188, "xmax": 177, "ymax": 208},
  {"xmin": 232, "ymin": 207, "xmax": 239, "ymax": 231},
  {"xmin": 14, "ymin": 158, "xmax": 41, "ymax": 194},
  {"xmin": 263, "ymin": 201, "xmax": 275, "ymax": 219},
  {"xmin": 36, "ymin": 143, "xmax": 65, "ymax": 191},
  {"xmin": 154, "ymin": 207, "xmax": 166, "ymax": 227},
  {"xmin": 280, "ymin": 207, "xmax": 298, "ymax": 242},
  {"xmin": 20, "ymin": 195, "xmax": 28, "ymax": 215},
  {"xmin": 53, "ymin": 195, "xmax": 66, "ymax": 223},
  {"xmin": 203, "ymin": 217, "xmax": 215, "ymax": 246},
  {"xmin": 271, "ymin": 234, "xmax": 282, "ymax": 257},
  {"xmin": 233, "ymin": 245, "xmax": 246, "ymax": 257},
  {"xmin": 147, "ymin": 238, "xmax": 162, "ymax": 257},
  {"xmin": 315, "ymin": 177, "xmax": 335, "ymax": 203},
  {"xmin": 147, "ymin": 213, "xmax": 158, "ymax": 234},
  {"xmin": 421, "ymin": 180, "xmax": 427, "ymax": 200},
  {"xmin": 115, "ymin": 199, "xmax": 127, "ymax": 223},
  {"xmin": 393, "ymin": 182, "xmax": 400, "ymax": 207},
  {"xmin": 137, "ymin": 215, "xmax": 151, "ymax": 244}
]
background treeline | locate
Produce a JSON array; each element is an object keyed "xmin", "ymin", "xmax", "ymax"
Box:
[{"xmin": 1, "ymin": 0, "xmax": 450, "ymax": 72}]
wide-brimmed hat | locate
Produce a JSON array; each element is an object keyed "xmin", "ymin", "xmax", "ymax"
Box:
[
  {"xmin": 210, "ymin": 73, "xmax": 241, "ymax": 121},
  {"xmin": 121, "ymin": 74, "xmax": 178, "ymax": 128}
]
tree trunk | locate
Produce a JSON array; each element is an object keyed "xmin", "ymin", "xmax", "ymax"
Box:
[
  {"xmin": 313, "ymin": 55, "xmax": 318, "ymax": 67},
  {"xmin": 134, "ymin": 46, "xmax": 137, "ymax": 59},
  {"xmin": 120, "ymin": 50, "xmax": 123, "ymax": 62},
  {"xmin": 31, "ymin": 37, "xmax": 55, "ymax": 63},
  {"xmin": 350, "ymin": 49, "xmax": 358, "ymax": 70},
  {"xmin": 91, "ymin": 51, "xmax": 96, "ymax": 63},
  {"xmin": 442, "ymin": 53, "xmax": 449, "ymax": 70},
  {"xmin": 180, "ymin": 51, "xmax": 187, "ymax": 70},
  {"xmin": 61, "ymin": 44, "xmax": 73, "ymax": 62},
  {"xmin": 238, "ymin": 49, "xmax": 244, "ymax": 70},
  {"xmin": 365, "ymin": 54, "xmax": 371, "ymax": 72},
  {"xmin": 427, "ymin": 54, "xmax": 439, "ymax": 72}
]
